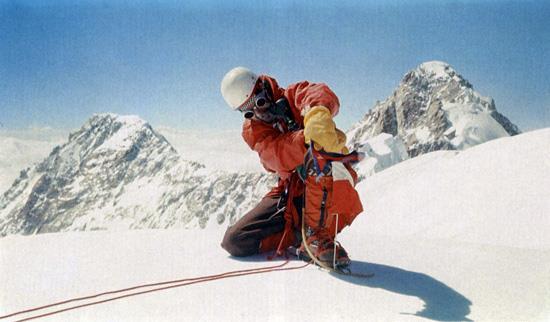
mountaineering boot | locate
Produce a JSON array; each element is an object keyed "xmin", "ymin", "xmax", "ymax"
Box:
[{"xmin": 296, "ymin": 228, "xmax": 350, "ymax": 268}]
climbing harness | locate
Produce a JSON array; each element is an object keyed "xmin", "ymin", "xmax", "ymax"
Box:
[{"xmin": 299, "ymin": 144, "xmax": 374, "ymax": 278}]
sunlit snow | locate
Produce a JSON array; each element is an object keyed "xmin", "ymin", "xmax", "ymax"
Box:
[{"xmin": 1, "ymin": 128, "xmax": 549, "ymax": 321}]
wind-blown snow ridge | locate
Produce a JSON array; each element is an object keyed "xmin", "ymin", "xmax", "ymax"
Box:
[
  {"xmin": 0, "ymin": 114, "xmax": 275, "ymax": 236},
  {"xmin": 357, "ymin": 128, "xmax": 550, "ymax": 249},
  {"xmin": 347, "ymin": 61, "xmax": 520, "ymax": 157}
]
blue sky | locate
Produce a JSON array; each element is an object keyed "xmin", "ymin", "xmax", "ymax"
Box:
[{"xmin": 1, "ymin": 0, "xmax": 549, "ymax": 132}]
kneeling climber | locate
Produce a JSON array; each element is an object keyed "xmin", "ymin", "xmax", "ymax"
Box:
[{"xmin": 220, "ymin": 67, "xmax": 363, "ymax": 268}]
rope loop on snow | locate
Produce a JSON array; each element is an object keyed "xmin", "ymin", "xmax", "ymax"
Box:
[{"xmin": 0, "ymin": 260, "xmax": 309, "ymax": 322}]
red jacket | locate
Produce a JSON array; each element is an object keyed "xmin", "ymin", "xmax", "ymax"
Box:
[
  {"xmin": 242, "ymin": 75, "xmax": 363, "ymax": 250},
  {"xmin": 242, "ymin": 75, "xmax": 340, "ymax": 196}
]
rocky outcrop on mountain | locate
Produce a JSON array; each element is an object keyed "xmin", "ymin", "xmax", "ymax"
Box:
[
  {"xmin": 0, "ymin": 114, "xmax": 274, "ymax": 236},
  {"xmin": 347, "ymin": 61, "xmax": 520, "ymax": 157}
]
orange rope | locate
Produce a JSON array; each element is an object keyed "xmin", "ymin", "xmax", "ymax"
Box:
[{"xmin": 1, "ymin": 260, "xmax": 309, "ymax": 322}]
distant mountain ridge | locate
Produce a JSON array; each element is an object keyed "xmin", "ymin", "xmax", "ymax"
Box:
[
  {"xmin": 347, "ymin": 61, "xmax": 520, "ymax": 157},
  {"xmin": 0, "ymin": 62, "xmax": 526, "ymax": 237},
  {"xmin": 0, "ymin": 114, "xmax": 275, "ymax": 236}
]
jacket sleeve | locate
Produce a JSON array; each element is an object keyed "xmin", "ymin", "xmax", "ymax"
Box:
[
  {"xmin": 285, "ymin": 81, "xmax": 340, "ymax": 118},
  {"xmin": 242, "ymin": 119, "xmax": 306, "ymax": 176}
]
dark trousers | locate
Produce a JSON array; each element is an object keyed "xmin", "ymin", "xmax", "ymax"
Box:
[{"xmin": 221, "ymin": 197, "xmax": 286, "ymax": 257}]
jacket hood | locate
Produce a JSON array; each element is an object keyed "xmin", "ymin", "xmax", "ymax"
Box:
[{"xmin": 258, "ymin": 75, "xmax": 285, "ymax": 101}]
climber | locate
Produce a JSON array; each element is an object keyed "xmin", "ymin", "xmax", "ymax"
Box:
[{"xmin": 219, "ymin": 67, "xmax": 363, "ymax": 267}]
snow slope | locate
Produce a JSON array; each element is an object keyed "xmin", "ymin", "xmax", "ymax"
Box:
[
  {"xmin": 357, "ymin": 128, "xmax": 550, "ymax": 249},
  {"xmin": 1, "ymin": 128, "xmax": 549, "ymax": 321}
]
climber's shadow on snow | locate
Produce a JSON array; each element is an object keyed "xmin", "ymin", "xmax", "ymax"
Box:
[{"xmin": 334, "ymin": 261, "xmax": 472, "ymax": 322}]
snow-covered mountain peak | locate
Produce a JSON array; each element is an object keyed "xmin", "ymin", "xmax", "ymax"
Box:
[
  {"xmin": 89, "ymin": 113, "xmax": 147, "ymax": 127},
  {"xmin": 0, "ymin": 114, "xmax": 274, "ymax": 236},
  {"xmin": 31, "ymin": 113, "xmax": 180, "ymax": 182},
  {"xmin": 347, "ymin": 61, "xmax": 520, "ymax": 157},
  {"xmin": 76, "ymin": 113, "xmax": 149, "ymax": 139},
  {"xmin": 68, "ymin": 113, "xmax": 172, "ymax": 154},
  {"xmin": 415, "ymin": 61, "xmax": 461, "ymax": 82},
  {"xmin": 401, "ymin": 60, "xmax": 474, "ymax": 100}
]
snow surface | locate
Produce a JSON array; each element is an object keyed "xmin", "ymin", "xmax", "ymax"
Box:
[
  {"xmin": 1, "ymin": 128, "xmax": 549, "ymax": 321},
  {"xmin": 358, "ymin": 128, "xmax": 550, "ymax": 249}
]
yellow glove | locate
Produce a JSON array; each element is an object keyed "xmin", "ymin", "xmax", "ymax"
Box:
[
  {"xmin": 336, "ymin": 129, "xmax": 349, "ymax": 154},
  {"xmin": 304, "ymin": 106, "xmax": 347, "ymax": 153}
]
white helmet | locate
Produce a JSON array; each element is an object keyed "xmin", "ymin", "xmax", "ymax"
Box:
[{"xmin": 221, "ymin": 67, "xmax": 259, "ymax": 110}]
